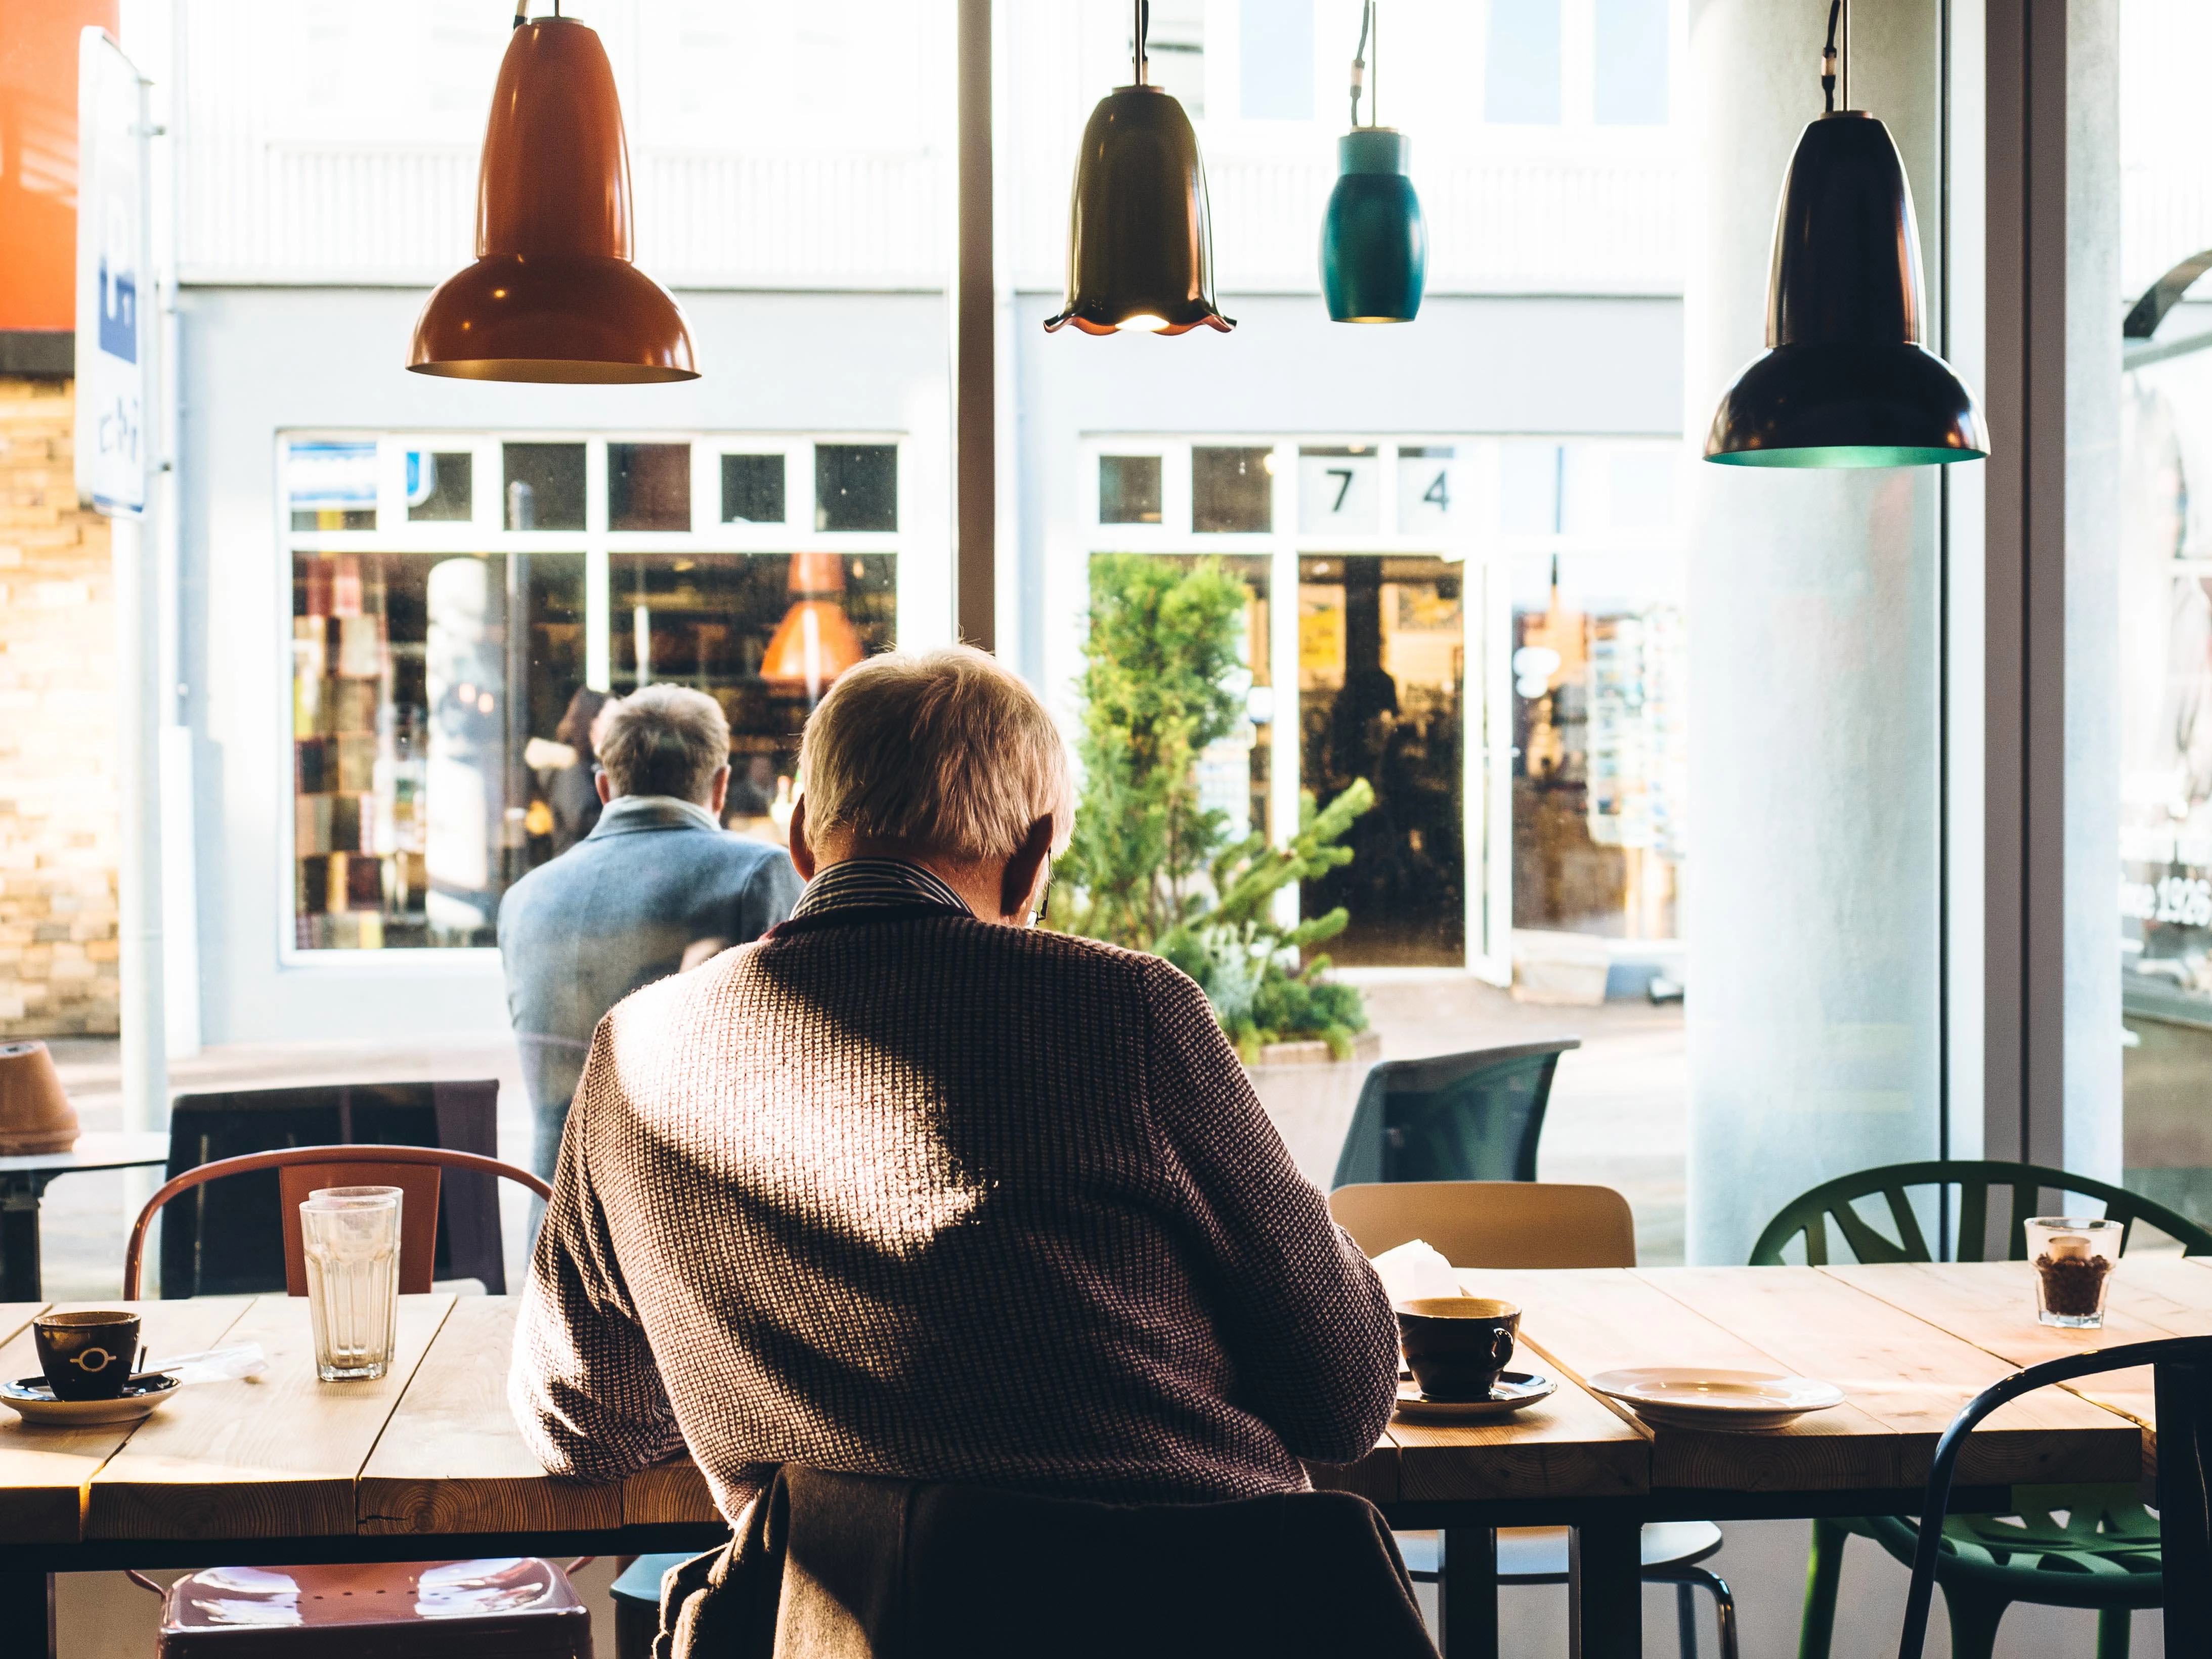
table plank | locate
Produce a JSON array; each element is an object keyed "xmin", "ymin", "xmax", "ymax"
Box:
[
  {"xmin": 624, "ymin": 1456, "xmax": 726, "ymax": 1526},
  {"xmin": 1463, "ymin": 1268, "xmax": 1910, "ymax": 1493},
  {"xmin": 86, "ymin": 1293, "xmax": 454, "ymax": 1540},
  {"xmin": 360, "ymin": 1295, "xmax": 619, "ymax": 1536},
  {"xmin": 1386, "ymin": 1371, "xmax": 1649, "ymax": 1504},
  {"xmin": 0, "ymin": 1298, "xmax": 252, "ymax": 1544},
  {"xmin": 0, "ymin": 1304, "xmax": 44, "ymax": 1346},
  {"xmin": 1647, "ymin": 1267, "xmax": 2141, "ymax": 1488}
]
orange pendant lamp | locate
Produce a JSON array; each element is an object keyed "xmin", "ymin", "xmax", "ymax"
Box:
[
  {"xmin": 409, "ymin": 5, "xmax": 697, "ymax": 383},
  {"xmin": 760, "ymin": 553, "xmax": 865, "ymax": 706}
]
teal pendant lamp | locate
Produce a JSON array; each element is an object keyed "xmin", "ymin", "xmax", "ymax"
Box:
[
  {"xmin": 1321, "ymin": 2, "xmax": 1424, "ymax": 323},
  {"xmin": 1704, "ymin": 0, "xmax": 1987, "ymax": 467}
]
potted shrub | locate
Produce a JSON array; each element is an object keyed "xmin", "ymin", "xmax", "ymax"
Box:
[{"xmin": 1053, "ymin": 555, "xmax": 1380, "ymax": 1182}]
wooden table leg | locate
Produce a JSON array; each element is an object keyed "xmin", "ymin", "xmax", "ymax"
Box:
[
  {"xmin": 1569, "ymin": 1521, "xmax": 1641, "ymax": 1659},
  {"xmin": 1433, "ymin": 1526, "xmax": 1498, "ymax": 1659},
  {"xmin": 2157, "ymin": 1358, "xmax": 2212, "ymax": 1655}
]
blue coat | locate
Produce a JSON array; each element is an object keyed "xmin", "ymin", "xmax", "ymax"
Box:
[{"xmin": 497, "ymin": 799, "xmax": 803, "ymax": 1150}]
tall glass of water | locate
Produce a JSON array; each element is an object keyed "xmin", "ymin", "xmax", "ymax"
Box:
[{"xmin": 300, "ymin": 1186, "xmax": 402, "ymax": 1381}]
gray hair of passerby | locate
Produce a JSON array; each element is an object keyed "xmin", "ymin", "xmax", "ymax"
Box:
[
  {"xmin": 594, "ymin": 685, "xmax": 730, "ymax": 803},
  {"xmin": 796, "ymin": 646, "xmax": 1074, "ymax": 865}
]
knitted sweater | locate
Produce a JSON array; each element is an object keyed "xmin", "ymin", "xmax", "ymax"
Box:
[{"xmin": 508, "ymin": 901, "xmax": 1399, "ymax": 1515}]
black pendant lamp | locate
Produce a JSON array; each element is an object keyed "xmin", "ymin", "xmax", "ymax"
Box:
[
  {"xmin": 1045, "ymin": 0, "xmax": 1233, "ymax": 335},
  {"xmin": 1704, "ymin": 0, "xmax": 1985, "ymax": 467},
  {"xmin": 1320, "ymin": 2, "xmax": 1425, "ymax": 323}
]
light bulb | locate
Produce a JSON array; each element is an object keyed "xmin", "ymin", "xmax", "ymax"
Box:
[{"xmin": 1116, "ymin": 314, "xmax": 1171, "ymax": 333}]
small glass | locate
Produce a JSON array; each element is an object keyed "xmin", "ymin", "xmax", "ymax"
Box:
[
  {"xmin": 2026, "ymin": 1216, "xmax": 2123, "ymax": 1329},
  {"xmin": 300, "ymin": 1186, "xmax": 402, "ymax": 1381}
]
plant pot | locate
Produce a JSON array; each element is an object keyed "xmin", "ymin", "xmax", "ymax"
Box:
[{"xmin": 1241, "ymin": 1029, "xmax": 1383, "ymax": 1188}]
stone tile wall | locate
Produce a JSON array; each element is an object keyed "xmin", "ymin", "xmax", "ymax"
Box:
[{"xmin": 0, "ymin": 376, "xmax": 119, "ymax": 1035}]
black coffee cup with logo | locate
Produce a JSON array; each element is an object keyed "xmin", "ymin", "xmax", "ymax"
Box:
[
  {"xmin": 1395, "ymin": 1297, "xmax": 1520, "ymax": 1402},
  {"xmin": 34, "ymin": 1310, "xmax": 140, "ymax": 1401}
]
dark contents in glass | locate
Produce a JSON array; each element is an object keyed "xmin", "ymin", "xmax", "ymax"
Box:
[{"xmin": 2034, "ymin": 1249, "xmax": 2112, "ymax": 1318}]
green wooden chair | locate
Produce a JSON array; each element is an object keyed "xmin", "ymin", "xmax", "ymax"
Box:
[{"xmin": 1750, "ymin": 1160, "xmax": 2212, "ymax": 1659}]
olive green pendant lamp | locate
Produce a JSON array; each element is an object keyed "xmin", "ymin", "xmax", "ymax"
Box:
[
  {"xmin": 1045, "ymin": 0, "xmax": 1234, "ymax": 335},
  {"xmin": 1320, "ymin": 2, "xmax": 1424, "ymax": 324},
  {"xmin": 1704, "ymin": 0, "xmax": 1985, "ymax": 467}
]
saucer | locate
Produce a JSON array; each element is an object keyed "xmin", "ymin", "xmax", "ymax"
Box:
[
  {"xmin": 1392, "ymin": 1370, "xmax": 1558, "ymax": 1423},
  {"xmin": 0, "ymin": 1373, "xmax": 178, "ymax": 1426},
  {"xmin": 1586, "ymin": 1367, "xmax": 1845, "ymax": 1433}
]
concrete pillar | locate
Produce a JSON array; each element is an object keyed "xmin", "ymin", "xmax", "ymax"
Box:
[{"xmin": 1683, "ymin": 0, "xmax": 1950, "ymax": 1265}]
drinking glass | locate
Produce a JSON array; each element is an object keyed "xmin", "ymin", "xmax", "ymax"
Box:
[
  {"xmin": 2026, "ymin": 1216, "xmax": 2123, "ymax": 1329},
  {"xmin": 300, "ymin": 1186, "xmax": 402, "ymax": 1380}
]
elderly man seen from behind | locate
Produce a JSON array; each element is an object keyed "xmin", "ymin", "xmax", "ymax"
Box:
[{"xmin": 510, "ymin": 646, "xmax": 1398, "ymax": 1515}]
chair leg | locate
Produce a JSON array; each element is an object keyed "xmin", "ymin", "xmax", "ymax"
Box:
[
  {"xmin": 1797, "ymin": 1516, "xmax": 1848, "ymax": 1659},
  {"xmin": 1938, "ymin": 1586, "xmax": 2008, "ymax": 1659},
  {"xmin": 1657, "ymin": 1565, "xmax": 1738, "ymax": 1659},
  {"xmin": 1676, "ymin": 1581, "xmax": 1699, "ymax": 1659},
  {"xmin": 2095, "ymin": 1605, "xmax": 2132, "ymax": 1659}
]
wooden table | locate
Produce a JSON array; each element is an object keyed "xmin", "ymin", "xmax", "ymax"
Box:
[{"xmin": 2, "ymin": 1265, "xmax": 2204, "ymax": 1659}]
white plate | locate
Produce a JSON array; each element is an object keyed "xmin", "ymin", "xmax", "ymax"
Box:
[
  {"xmin": 1586, "ymin": 1367, "xmax": 1845, "ymax": 1433},
  {"xmin": 0, "ymin": 1374, "xmax": 179, "ymax": 1426},
  {"xmin": 1393, "ymin": 1371, "xmax": 1558, "ymax": 1423}
]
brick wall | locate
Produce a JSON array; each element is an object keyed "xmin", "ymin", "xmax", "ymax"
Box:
[{"xmin": 0, "ymin": 376, "xmax": 119, "ymax": 1035}]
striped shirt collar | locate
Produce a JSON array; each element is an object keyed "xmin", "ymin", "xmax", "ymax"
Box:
[{"xmin": 792, "ymin": 857, "xmax": 974, "ymax": 921}]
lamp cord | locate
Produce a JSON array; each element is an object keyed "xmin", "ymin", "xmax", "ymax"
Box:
[
  {"xmin": 1134, "ymin": 0, "xmax": 1149, "ymax": 85},
  {"xmin": 1350, "ymin": 1, "xmax": 1375, "ymax": 127},
  {"xmin": 1821, "ymin": 0, "xmax": 1842, "ymax": 112}
]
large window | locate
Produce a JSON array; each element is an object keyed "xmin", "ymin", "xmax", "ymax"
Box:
[{"xmin": 283, "ymin": 433, "xmax": 905, "ymax": 953}]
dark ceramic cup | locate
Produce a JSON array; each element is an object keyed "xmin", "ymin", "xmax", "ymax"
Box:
[
  {"xmin": 1396, "ymin": 1297, "xmax": 1520, "ymax": 1402},
  {"xmin": 34, "ymin": 1309, "xmax": 140, "ymax": 1401}
]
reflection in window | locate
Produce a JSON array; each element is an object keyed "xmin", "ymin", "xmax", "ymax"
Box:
[
  {"xmin": 288, "ymin": 441, "xmax": 377, "ymax": 532},
  {"xmin": 1144, "ymin": 0, "xmax": 1206, "ymax": 115},
  {"xmin": 1240, "ymin": 0, "xmax": 1313, "ymax": 120},
  {"xmin": 612, "ymin": 553, "xmax": 897, "ymax": 834},
  {"xmin": 608, "ymin": 443, "xmax": 691, "ymax": 532},
  {"xmin": 721, "ymin": 454, "xmax": 786, "ymax": 524},
  {"xmin": 1486, "ymin": 0, "xmax": 1562, "ymax": 124},
  {"xmin": 1099, "ymin": 455, "xmax": 1163, "ymax": 524},
  {"xmin": 1298, "ymin": 555, "xmax": 1464, "ymax": 966},
  {"xmin": 406, "ymin": 451, "xmax": 472, "ymax": 522},
  {"xmin": 1594, "ymin": 0, "xmax": 1669, "ymax": 125},
  {"xmin": 291, "ymin": 550, "xmax": 585, "ymax": 949},
  {"xmin": 1193, "ymin": 446, "xmax": 1273, "ymax": 533},
  {"xmin": 502, "ymin": 443, "xmax": 587, "ymax": 531},
  {"xmin": 815, "ymin": 444, "xmax": 898, "ymax": 532}
]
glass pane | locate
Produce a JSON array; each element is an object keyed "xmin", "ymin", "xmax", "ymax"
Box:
[
  {"xmin": 721, "ymin": 453, "xmax": 787, "ymax": 524},
  {"xmin": 1146, "ymin": 0, "xmax": 1205, "ymax": 115},
  {"xmin": 1397, "ymin": 446, "xmax": 1460, "ymax": 536},
  {"xmin": 1297, "ymin": 446, "xmax": 1380, "ymax": 535},
  {"xmin": 291, "ymin": 549, "xmax": 585, "ymax": 950},
  {"xmin": 1298, "ymin": 555, "xmax": 1465, "ymax": 965},
  {"xmin": 406, "ymin": 451, "xmax": 473, "ymax": 522},
  {"xmin": 502, "ymin": 442, "xmax": 586, "ymax": 531},
  {"xmin": 611, "ymin": 552, "xmax": 898, "ymax": 836},
  {"xmin": 814, "ymin": 444, "xmax": 898, "ymax": 532},
  {"xmin": 608, "ymin": 442, "xmax": 692, "ymax": 532},
  {"xmin": 1099, "ymin": 455, "xmax": 1162, "ymax": 524},
  {"xmin": 1239, "ymin": 0, "xmax": 1312, "ymax": 121},
  {"xmin": 1193, "ymin": 446, "xmax": 1273, "ymax": 534},
  {"xmin": 1486, "ymin": 0, "xmax": 1562, "ymax": 124},
  {"xmin": 288, "ymin": 440, "xmax": 377, "ymax": 532},
  {"xmin": 1594, "ymin": 0, "xmax": 1670, "ymax": 126}
]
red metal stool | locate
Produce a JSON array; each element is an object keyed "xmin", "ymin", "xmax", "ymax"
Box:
[{"xmin": 154, "ymin": 1559, "xmax": 591, "ymax": 1656}]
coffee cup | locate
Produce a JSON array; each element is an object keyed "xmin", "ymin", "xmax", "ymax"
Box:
[
  {"xmin": 34, "ymin": 1310, "xmax": 140, "ymax": 1401},
  {"xmin": 1396, "ymin": 1297, "xmax": 1520, "ymax": 1402}
]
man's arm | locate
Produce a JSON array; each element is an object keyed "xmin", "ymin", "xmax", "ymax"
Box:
[
  {"xmin": 508, "ymin": 1043, "xmax": 687, "ymax": 1481},
  {"xmin": 1138, "ymin": 956, "xmax": 1400, "ymax": 1465}
]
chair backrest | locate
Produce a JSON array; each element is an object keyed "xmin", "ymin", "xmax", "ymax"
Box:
[
  {"xmin": 1329, "ymin": 1038, "xmax": 1580, "ymax": 1190},
  {"xmin": 1330, "ymin": 1180, "xmax": 1637, "ymax": 1268},
  {"xmin": 1896, "ymin": 1334, "xmax": 2212, "ymax": 1659},
  {"xmin": 1749, "ymin": 1159, "xmax": 2212, "ymax": 1267},
  {"xmin": 163, "ymin": 1080, "xmax": 504, "ymax": 1294},
  {"xmin": 124, "ymin": 1144, "xmax": 552, "ymax": 1298}
]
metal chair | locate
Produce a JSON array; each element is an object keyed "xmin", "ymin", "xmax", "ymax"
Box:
[
  {"xmin": 1894, "ymin": 1336, "xmax": 2212, "ymax": 1659},
  {"xmin": 1330, "ymin": 1039, "xmax": 1580, "ymax": 1189},
  {"xmin": 1754, "ymin": 1161, "xmax": 2212, "ymax": 1659},
  {"xmin": 124, "ymin": 1143, "xmax": 587, "ymax": 1659},
  {"xmin": 1329, "ymin": 1180, "xmax": 1737, "ymax": 1659}
]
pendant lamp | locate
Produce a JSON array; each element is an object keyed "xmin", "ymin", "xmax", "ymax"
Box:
[
  {"xmin": 761, "ymin": 552, "xmax": 866, "ymax": 706},
  {"xmin": 409, "ymin": 5, "xmax": 697, "ymax": 384},
  {"xmin": 1321, "ymin": 3, "xmax": 1424, "ymax": 324},
  {"xmin": 1704, "ymin": 0, "xmax": 1985, "ymax": 467},
  {"xmin": 1045, "ymin": 0, "xmax": 1233, "ymax": 335}
]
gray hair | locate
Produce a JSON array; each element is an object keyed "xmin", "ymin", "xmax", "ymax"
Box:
[
  {"xmin": 797, "ymin": 647, "xmax": 1073, "ymax": 864},
  {"xmin": 595, "ymin": 684, "xmax": 729, "ymax": 803}
]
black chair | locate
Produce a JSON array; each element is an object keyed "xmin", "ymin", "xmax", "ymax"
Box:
[
  {"xmin": 1895, "ymin": 1336, "xmax": 2212, "ymax": 1659},
  {"xmin": 161, "ymin": 1080, "xmax": 510, "ymax": 1295},
  {"xmin": 1330, "ymin": 1039, "xmax": 1579, "ymax": 1189}
]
